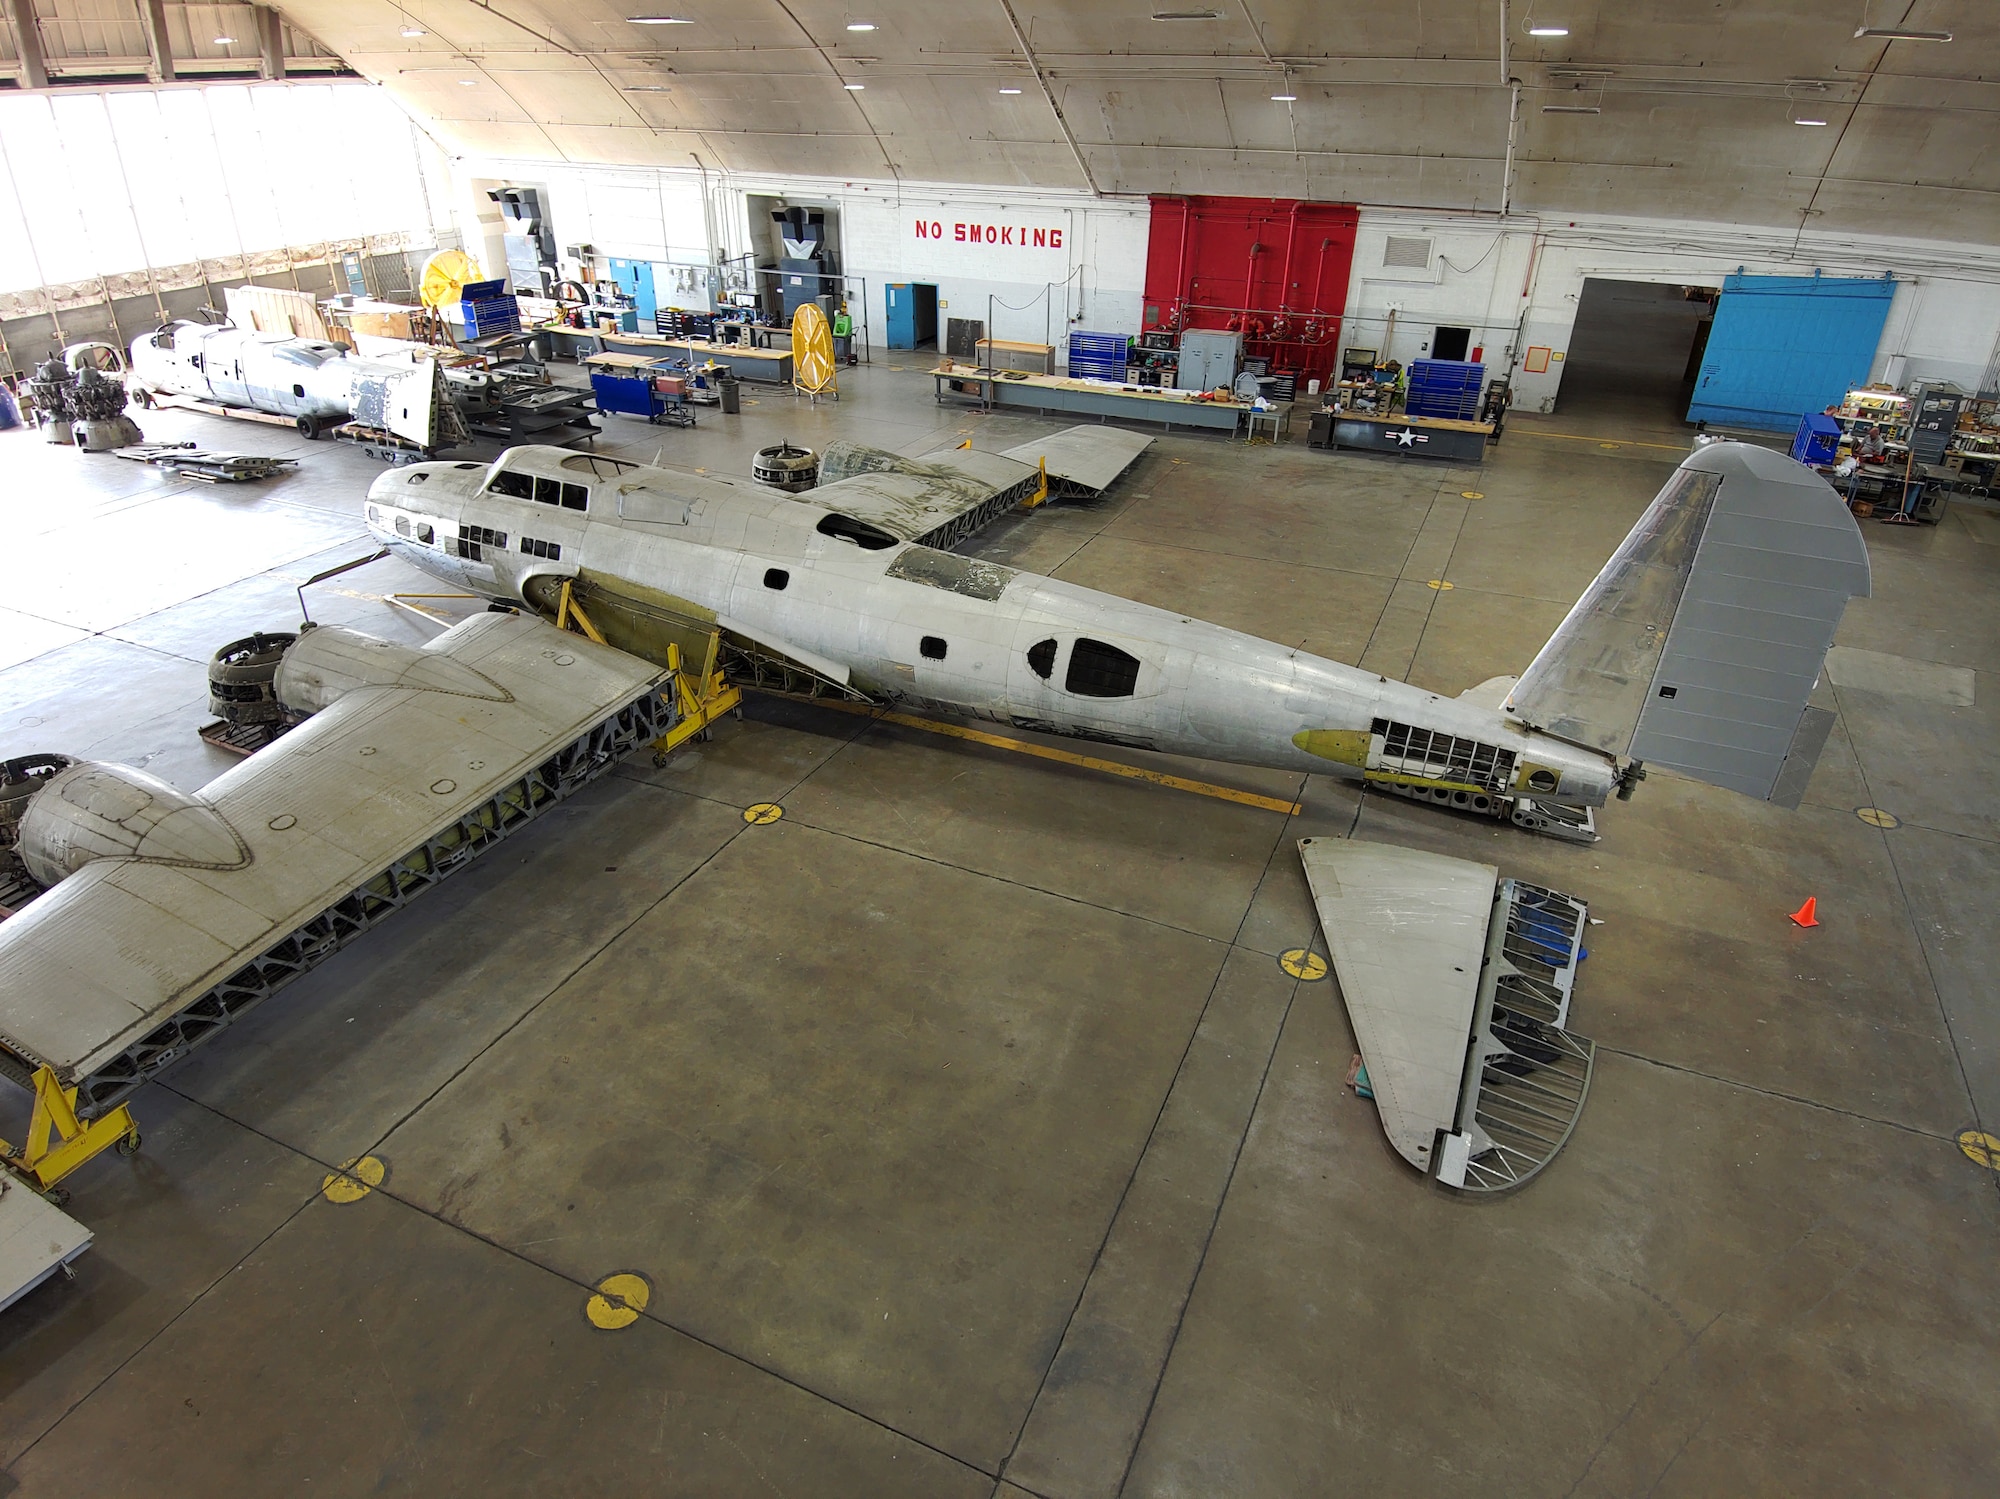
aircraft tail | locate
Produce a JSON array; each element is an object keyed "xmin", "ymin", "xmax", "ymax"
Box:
[{"xmin": 1504, "ymin": 441, "xmax": 1870, "ymax": 807}]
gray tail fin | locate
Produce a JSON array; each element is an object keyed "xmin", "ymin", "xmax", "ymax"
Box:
[{"xmin": 1503, "ymin": 441, "xmax": 1869, "ymax": 807}]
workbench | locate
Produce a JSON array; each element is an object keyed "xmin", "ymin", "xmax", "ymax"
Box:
[
  {"xmin": 974, "ymin": 338, "xmax": 1057, "ymax": 375},
  {"xmin": 535, "ymin": 326, "xmax": 794, "ymax": 384},
  {"xmin": 933, "ymin": 366, "xmax": 1250, "ymax": 433},
  {"xmin": 1308, "ymin": 409, "xmax": 1492, "ymax": 462}
]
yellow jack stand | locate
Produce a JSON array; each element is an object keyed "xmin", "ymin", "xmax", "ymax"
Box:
[
  {"xmin": 1, "ymin": 1066, "xmax": 140, "ymax": 1199},
  {"xmin": 652, "ymin": 640, "xmax": 743, "ymax": 763},
  {"xmin": 554, "ymin": 580, "xmax": 609, "ymax": 645},
  {"xmin": 1020, "ymin": 456, "xmax": 1049, "ymax": 510}
]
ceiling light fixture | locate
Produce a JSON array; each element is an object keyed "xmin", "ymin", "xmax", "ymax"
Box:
[
  {"xmin": 1271, "ymin": 92, "xmax": 1297, "ymax": 101},
  {"xmin": 999, "ymin": 86, "xmax": 1022, "ymax": 94},
  {"xmin": 1853, "ymin": 26, "xmax": 1952, "ymax": 42},
  {"xmin": 1542, "ymin": 104, "xmax": 1599, "ymax": 114},
  {"xmin": 402, "ymin": 27, "xmax": 426, "ymax": 38},
  {"xmin": 628, "ymin": 15, "xmax": 694, "ymax": 24},
  {"xmin": 628, "ymin": 84, "xmax": 672, "ymax": 91},
  {"xmin": 213, "ymin": 34, "xmax": 235, "ymax": 45},
  {"xmin": 846, "ymin": 22, "xmax": 877, "ymax": 31},
  {"xmin": 843, "ymin": 82, "xmax": 865, "ymax": 89},
  {"xmin": 1793, "ymin": 115, "xmax": 1829, "ymax": 126},
  {"xmin": 459, "ymin": 78, "xmax": 478, "ymax": 86},
  {"xmin": 1528, "ymin": 26, "xmax": 1569, "ymax": 37},
  {"xmin": 1151, "ymin": 9, "xmax": 1221, "ymax": 19}
]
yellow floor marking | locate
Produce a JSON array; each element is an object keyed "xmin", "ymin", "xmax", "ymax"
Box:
[
  {"xmin": 1281, "ymin": 948, "xmax": 1329, "ymax": 981},
  {"xmin": 321, "ymin": 1155, "xmax": 386, "ymax": 1203},
  {"xmin": 1426, "ymin": 579, "xmax": 1454, "ymax": 591},
  {"xmin": 1956, "ymin": 1129, "xmax": 2000, "ymax": 1171},
  {"xmin": 1460, "ymin": 490, "xmax": 1484, "ymax": 499},
  {"xmin": 816, "ymin": 699, "xmax": 1303, "ymax": 815},
  {"xmin": 1510, "ymin": 428, "xmax": 1690, "ymax": 452},
  {"xmin": 585, "ymin": 1272, "xmax": 652, "ymax": 1330},
  {"xmin": 1856, "ymin": 806, "xmax": 1901, "ymax": 829},
  {"xmin": 743, "ymin": 802, "xmax": 785, "ymax": 825},
  {"xmin": 1599, "ymin": 442, "xmax": 1622, "ymax": 450}
]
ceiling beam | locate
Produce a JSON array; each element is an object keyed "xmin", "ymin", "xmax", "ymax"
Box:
[
  {"xmin": 140, "ymin": 0, "xmax": 175, "ymax": 83},
  {"xmin": 7, "ymin": 0, "xmax": 46, "ymax": 89},
  {"xmin": 996, "ymin": 0, "xmax": 1097, "ymax": 195},
  {"xmin": 256, "ymin": 5, "xmax": 286, "ymax": 81}
]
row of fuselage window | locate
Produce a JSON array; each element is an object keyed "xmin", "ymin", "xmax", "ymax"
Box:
[
  {"xmin": 385, "ymin": 510, "xmax": 562, "ymax": 565},
  {"xmin": 759, "ymin": 566, "xmax": 1140, "ymax": 697}
]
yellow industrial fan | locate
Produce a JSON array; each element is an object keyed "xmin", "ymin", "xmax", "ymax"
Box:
[
  {"xmin": 418, "ymin": 249, "xmax": 484, "ymax": 310},
  {"xmin": 792, "ymin": 302, "xmax": 838, "ymax": 401}
]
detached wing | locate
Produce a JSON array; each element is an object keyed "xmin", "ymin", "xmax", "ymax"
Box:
[
  {"xmin": 0, "ymin": 613, "xmax": 668, "ymax": 1110},
  {"xmin": 811, "ymin": 425, "xmax": 1152, "ymax": 549}
]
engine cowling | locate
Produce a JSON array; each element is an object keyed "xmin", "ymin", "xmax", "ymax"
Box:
[
  {"xmin": 14, "ymin": 760, "xmax": 250, "ymax": 888},
  {"xmin": 273, "ymin": 623, "xmax": 512, "ymax": 715}
]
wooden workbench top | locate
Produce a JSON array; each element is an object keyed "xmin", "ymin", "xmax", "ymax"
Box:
[
  {"xmin": 933, "ymin": 365, "xmax": 1252, "ymax": 410},
  {"xmin": 975, "ymin": 338, "xmax": 1056, "ymax": 355},
  {"xmin": 548, "ymin": 329, "xmax": 792, "ymax": 362},
  {"xmin": 1327, "ymin": 409, "xmax": 1493, "ymax": 435}
]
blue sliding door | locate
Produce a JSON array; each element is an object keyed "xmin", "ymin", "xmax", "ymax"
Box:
[{"xmin": 1687, "ymin": 272, "xmax": 1896, "ymax": 431}]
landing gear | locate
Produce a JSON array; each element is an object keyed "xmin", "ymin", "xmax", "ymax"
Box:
[{"xmin": 297, "ymin": 413, "xmax": 322, "ymax": 440}]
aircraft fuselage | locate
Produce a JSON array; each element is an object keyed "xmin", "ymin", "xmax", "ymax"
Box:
[{"xmin": 365, "ymin": 446, "xmax": 1619, "ymax": 811}]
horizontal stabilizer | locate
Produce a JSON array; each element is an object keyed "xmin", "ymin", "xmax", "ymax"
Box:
[
  {"xmin": 1505, "ymin": 442, "xmax": 1869, "ymax": 803},
  {"xmin": 1299, "ymin": 838, "xmax": 1595, "ymax": 1193}
]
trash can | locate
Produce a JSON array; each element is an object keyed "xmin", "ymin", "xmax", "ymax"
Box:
[{"xmin": 718, "ymin": 376, "xmax": 741, "ymax": 415}]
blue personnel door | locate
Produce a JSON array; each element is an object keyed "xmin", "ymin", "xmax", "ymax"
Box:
[
  {"xmin": 884, "ymin": 283, "xmax": 915, "ymax": 349},
  {"xmin": 1687, "ymin": 272, "xmax": 1897, "ymax": 430}
]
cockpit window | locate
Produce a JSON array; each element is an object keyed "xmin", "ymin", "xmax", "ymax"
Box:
[
  {"xmin": 1027, "ymin": 639, "xmax": 1056, "ymax": 679},
  {"xmin": 816, "ymin": 512, "xmax": 899, "ymax": 550},
  {"xmin": 489, "ymin": 471, "xmax": 534, "ymax": 500},
  {"xmin": 1065, "ymin": 638, "xmax": 1142, "ymax": 698},
  {"xmin": 563, "ymin": 454, "xmax": 636, "ymax": 477}
]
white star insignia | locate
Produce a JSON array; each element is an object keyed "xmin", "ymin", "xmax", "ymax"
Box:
[{"xmin": 1393, "ymin": 428, "xmax": 1417, "ymax": 446}]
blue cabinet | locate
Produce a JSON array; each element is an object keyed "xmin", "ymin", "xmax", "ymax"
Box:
[
  {"xmin": 1688, "ymin": 273, "xmax": 1896, "ymax": 431},
  {"xmin": 1406, "ymin": 360, "xmax": 1485, "ymax": 421}
]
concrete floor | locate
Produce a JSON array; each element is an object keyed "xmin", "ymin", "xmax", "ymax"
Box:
[{"xmin": 1, "ymin": 360, "xmax": 1996, "ymax": 1497}]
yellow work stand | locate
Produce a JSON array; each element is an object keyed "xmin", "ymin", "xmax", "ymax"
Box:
[
  {"xmin": 1, "ymin": 1066, "xmax": 140, "ymax": 1204},
  {"xmin": 652, "ymin": 640, "xmax": 744, "ymax": 762},
  {"xmin": 550, "ymin": 582, "xmax": 743, "ymax": 763}
]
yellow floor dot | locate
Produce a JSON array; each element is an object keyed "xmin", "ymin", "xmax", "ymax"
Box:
[
  {"xmin": 1957, "ymin": 1130, "xmax": 2000, "ymax": 1171},
  {"xmin": 321, "ymin": 1155, "xmax": 387, "ymax": 1203},
  {"xmin": 1856, "ymin": 806, "xmax": 1900, "ymax": 829},
  {"xmin": 1599, "ymin": 442, "xmax": 1622, "ymax": 450},
  {"xmin": 1426, "ymin": 579, "xmax": 1454, "ymax": 591},
  {"xmin": 743, "ymin": 802, "xmax": 784, "ymax": 825},
  {"xmin": 1460, "ymin": 490, "xmax": 1484, "ymax": 499},
  {"xmin": 1280, "ymin": 948, "xmax": 1329, "ymax": 981},
  {"xmin": 585, "ymin": 1272, "xmax": 652, "ymax": 1330}
]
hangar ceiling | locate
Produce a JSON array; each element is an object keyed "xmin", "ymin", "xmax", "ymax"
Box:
[{"xmin": 8, "ymin": 2, "xmax": 1998, "ymax": 241}]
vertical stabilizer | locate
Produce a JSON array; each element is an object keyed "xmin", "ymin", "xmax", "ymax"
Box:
[{"xmin": 1505, "ymin": 442, "xmax": 1869, "ymax": 804}]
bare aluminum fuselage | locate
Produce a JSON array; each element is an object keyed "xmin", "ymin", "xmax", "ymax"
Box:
[{"xmin": 365, "ymin": 448, "xmax": 1619, "ymax": 804}]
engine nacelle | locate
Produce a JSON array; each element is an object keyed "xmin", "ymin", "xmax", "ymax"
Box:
[
  {"xmin": 14, "ymin": 761, "xmax": 250, "ymax": 888},
  {"xmin": 273, "ymin": 623, "xmax": 512, "ymax": 715}
]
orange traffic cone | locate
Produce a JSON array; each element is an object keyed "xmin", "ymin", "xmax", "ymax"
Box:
[{"xmin": 1789, "ymin": 896, "xmax": 1819, "ymax": 928}]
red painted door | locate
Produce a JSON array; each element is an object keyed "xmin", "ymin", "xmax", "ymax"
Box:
[{"xmin": 1143, "ymin": 196, "xmax": 1358, "ymax": 385}]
